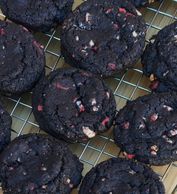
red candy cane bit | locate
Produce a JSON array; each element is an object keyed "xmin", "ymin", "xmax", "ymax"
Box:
[
  {"xmin": 123, "ymin": 152, "xmax": 135, "ymax": 159},
  {"xmin": 0, "ymin": 28, "xmax": 5, "ymax": 35},
  {"xmin": 149, "ymin": 80, "xmax": 159, "ymax": 90},
  {"xmin": 118, "ymin": 8, "xmax": 127, "ymax": 14},
  {"xmin": 101, "ymin": 117, "xmax": 110, "ymax": 126},
  {"xmin": 108, "ymin": 63, "xmax": 116, "ymax": 70},
  {"xmin": 79, "ymin": 105, "xmax": 85, "ymax": 113},
  {"xmin": 37, "ymin": 105, "xmax": 43, "ymax": 112},
  {"xmin": 56, "ymin": 83, "xmax": 69, "ymax": 91},
  {"xmin": 33, "ymin": 40, "xmax": 44, "ymax": 55}
]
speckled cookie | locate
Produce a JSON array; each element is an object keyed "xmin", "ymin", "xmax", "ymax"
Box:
[
  {"xmin": 0, "ymin": 20, "xmax": 45, "ymax": 95},
  {"xmin": 0, "ymin": 102, "xmax": 11, "ymax": 153},
  {"xmin": 0, "ymin": 134, "xmax": 83, "ymax": 194},
  {"xmin": 142, "ymin": 21, "xmax": 177, "ymax": 92},
  {"xmin": 79, "ymin": 158, "xmax": 165, "ymax": 194},
  {"xmin": 32, "ymin": 68, "xmax": 116, "ymax": 143},
  {"xmin": 130, "ymin": 0, "xmax": 161, "ymax": 7},
  {"xmin": 61, "ymin": 0, "xmax": 146, "ymax": 77},
  {"xmin": 114, "ymin": 92, "xmax": 177, "ymax": 165},
  {"xmin": 0, "ymin": 0, "xmax": 74, "ymax": 32}
]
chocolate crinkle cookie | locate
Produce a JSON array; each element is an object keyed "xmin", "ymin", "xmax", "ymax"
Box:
[
  {"xmin": 79, "ymin": 158, "xmax": 165, "ymax": 194},
  {"xmin": 114, "ymin": 92, "xmax": 177, "ymax": 165},
  {"xmin": 61, "ymin": 0, "xmax": 146, "ymax": 77},
  {"xmin": 32, "ymin": 68, "xmax": 116, "ymax": 143},
  {"xmin": 0, "ymin": 102, "xmax": 11, "ymax": 153},
  {"xmin": 142, "ymin": 21, "xmax": 177, "ymax": 92},
  {"xmin": 129, "ymin": 0, "xmax": 161, "ymax": 7},
  {"xmin": 0, "ymin": 20, "xmax": 45, "ymax": 95},
  {"xmin": 0, "ymin": 134, "xmax": 83, "ymax": 194},
  {"xmin": 0, "ymin": 0, "xmax": 74, "ymax": 32}
]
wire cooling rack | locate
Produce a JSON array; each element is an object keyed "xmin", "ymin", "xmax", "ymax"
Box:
[{"xmin": 0, "ymin": 0, "xmax": 177, "ymax": 193}]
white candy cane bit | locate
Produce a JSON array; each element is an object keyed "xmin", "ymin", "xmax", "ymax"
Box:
[
  {"xmin": 82, "ymin": 127, "xmax": 96, "ymax": 138},
  {"xmin": 136, "ymin": 9, "xmax": 142, "ymax": 16},
  {"xmin": 75, "ymin": 36, "xmax": 79, "ymax": 41},
  {"xmin": 132, "ymin": 31, "xmax": 138, "ymax": 37},
  {"xmin": 89, "ymin": 40, "xmax": 95, "ymax": 47}
]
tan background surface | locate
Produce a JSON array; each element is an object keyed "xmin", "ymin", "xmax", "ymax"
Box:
[{"xmin": 0, "ymin": 0, "xmax": 177, "ymax": 193}]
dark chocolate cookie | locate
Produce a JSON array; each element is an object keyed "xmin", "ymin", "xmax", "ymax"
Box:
[
  {"xmin": 0, "ymin": 102, "xmax": 11, "ymax": 153},
  {"xmin": 0, "ymin": 134, "xmax": 83, "ymax": 194},
  {"xmin": 0, "ymin": 20, "xmax": 45, "ymax": 95},
  {"xmin": 142, "ymin": 21, "xmax": 177, "ymax": 92},
  {"xmin": 79, "ymin": 158, "xmax": 165, "ymax": 194},
  {"xmin": 129, "ymin": 0, "xmax": 161, "ymax": 7},
  {"xmin": 32, "ymin": 68, "xmax": 116, "ymax": 143},
  {"xmin": 114, "ymin": 92, "xmax": 177, "ymax": 165},
  {"xmin": 0, "ymin": 0, "xmax": 74, "ymax": 32},
  {"xmin": 61, "ymin": 0, "xmax": 146, "ymax": 77}
]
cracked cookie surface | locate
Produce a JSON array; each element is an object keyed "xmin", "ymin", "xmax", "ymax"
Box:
[
  {"xmin": 0, "ymin": 0, "xmax": 74, "ymax": 32},
  {"xmin": 61, "ymin": 0, "xmax": 146, "ymax": 77},
  {"xmin": 142, "ymin": 21, "xmax": 177, "ymax": 92},
  {"xmin": 0, "ymin": 102, "xmax": 11, "ymax": 153},
  {"xmin": 32, "ymin": 68, "xmax": 116, "ymax": 142},
  {"xmin": 79, "ymin": 158, "xmax": 165, "ymax": 194},
  {"xmin": 0, "ymin": 134, "xmax": 83, "ymax": 194},
  {"xmin": 0, "ymin": 21, "xmax": 45, "ymax": 95},
  {"xmin": 114, "ymin": 92, "xmax": 177, "ymax": 165}
]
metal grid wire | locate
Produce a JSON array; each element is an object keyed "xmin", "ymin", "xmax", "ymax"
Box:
[{"xmin": 0, "ymin": 0, "xmax": 177, "ymax": 193}]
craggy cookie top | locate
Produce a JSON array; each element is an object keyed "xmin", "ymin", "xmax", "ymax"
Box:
[
  {"xmin": 32, "ymin": 68, "xmax": 116, "ymax": 142},
  {"xmin": 0, "ymin": 20, "xmax": 45, "ymax": 95},
  {"xmin": 79, "ymin": 158, "xmax": 165, "ymax": 194},
  {"xmin": 142, "ymin": 21, "xmax": 177, "ymax": 92},
  {"xmin": 0, "ymin": 134, "xmax": 83, "ymax": 194},
  {"xmin": 0, "ymin": 0, "xmax": 74, "ymax": 32},
  {"xmin": 61, "ymin": 0, "xmax": 146, "ymax": 76},
  {"xmin": 114, "ymin": 92, "xmax": 177, "ymax": 165},
  {"xmin": 0, "ymin": 102, "xmax": 11, "ymax": 153}
]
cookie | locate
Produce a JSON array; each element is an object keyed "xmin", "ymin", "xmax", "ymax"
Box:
[
  {"xmin": 113, "ymin": 92, "xmax": 177, "ymax": 165},
  {"xmin": 0, "ymin": 134, "xmax": 83, "ymax": 194},
  {"xmin": 0, "ymin": 102, "xmax": 11, "ymax": 153},
  {"xmin": 130, "ymin": 0, "xmax": 161, "ymax": 7},
  {"xmin": 142, "ymin": 21, "xmax": 177, "ymax": 92},
  {"xmin": 61, "ymin": 0, "xmax": 146, "ymax": 77},
  {"xmin": 0, "ymin": 20, "xmax": 45, "ymax": 95},
  {"xmin": 0, "ymin": 0, "xmax": 74, "ymax": 32},
  {"xmin": 79, "ymin": 158, "xmax": 165, "ymax": 194},
  {"xmin": 32, "ymin": 68, "xmax": 116, "ymax": 143}
]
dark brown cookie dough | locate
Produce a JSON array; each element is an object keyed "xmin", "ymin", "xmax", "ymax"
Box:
[
  {"xmin": 0, "ymin": 20, "xmax": 45, "ymax": 95},
  {"xmin": 142, "ymin": 21, "xmax": 177, "ymax": 92},
  {"xmin": 79, "ymin": 158, "xmax": 165, "ymax": 194},
  {"xmin": 61, "ymin": 0, "xmax": 146, "ymax": 77},
  {"xmin": 0, "ymin": 0, "xmax": 74, "ymax": 32},
  {"xmin": 114, "ymin": 92, "xmax": 177, "ymax": 165},
  {"xmin": 0, "ymin": 102, "xmax": 11, "ymax": 153},
  {"xmin": 32, "ymin": 68, "xmax": 116, "ymax": 143},
  {"xmin": 0, "ymin": 134, "xmax": 83, "ymax": 194}
]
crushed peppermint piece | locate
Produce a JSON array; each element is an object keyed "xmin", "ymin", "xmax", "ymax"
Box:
[
  {"xmin": 89, "ymin": 40, "xmax": 95, "ymax": 47},
  {"xmin": 82, "ymin": 127, "xmax": 96, "ymax": 138},
  {"xmin": 132, "ymin": 31, "xmax": 138, "ymax": 37}
]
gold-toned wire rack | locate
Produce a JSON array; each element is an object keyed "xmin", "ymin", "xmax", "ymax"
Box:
[{"xmin": 0, "ymin": 0, "xmax": 177, "ymax": 193}]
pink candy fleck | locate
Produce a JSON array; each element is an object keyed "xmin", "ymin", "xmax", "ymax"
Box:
[
  {"xmin": 37, "ymin": 105, "xmax": 43, "ymax": 112},
  {"xmin": 124, "ymin": 152, "xmax": 135, "ymax": 159},
  {"xmin": 108, "ymin": 63, "xmax": 116, "ymax": 70},
  {"xmin": 150, "ymin": 113, "xmax": 158, "ymax": 122},
  {"xmin": 119, "ymin": 8, "xmax": 127, "ymax": 14},
  {"xmin": 0, "ymin": 28, "xmax": 5, "ymax": 35},
  {"xmin": 122, "ymin": 121, "xmax": 130, "ymax": 129},
  {"xmin": 56, "ymin": 83, "xmax": 69, "ymax": 90}
]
